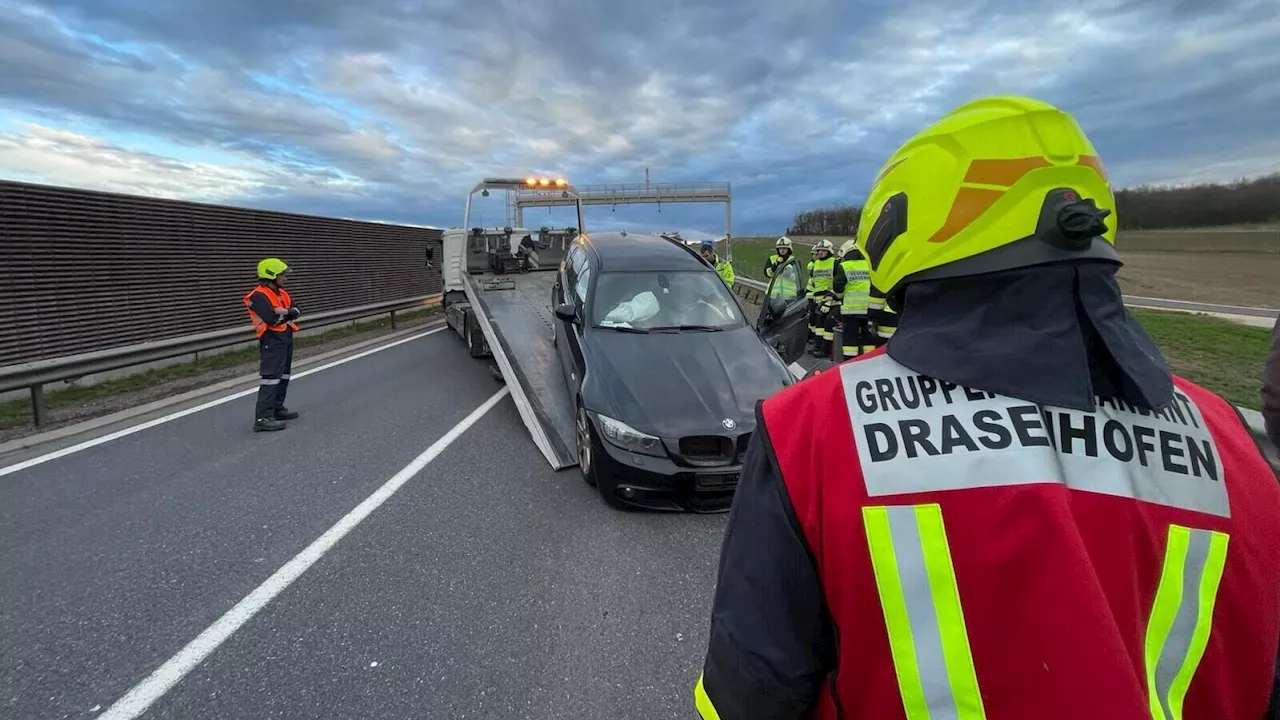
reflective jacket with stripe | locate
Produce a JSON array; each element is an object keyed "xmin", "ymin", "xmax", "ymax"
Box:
[
  {"xmin": 244, "ymin": 284, "xmax": 299, "ymax": 337},
  {"xmin": 696, "ymin": 348, "xmax": 1280, "ymax": 720}
]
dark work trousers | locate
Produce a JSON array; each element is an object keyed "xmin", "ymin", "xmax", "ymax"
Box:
[
  {"xmin": 255, "ymin": 332, "xmax": 294, "ymax": 419},
  {"xmin": 840, "ymin": 313, "xmax": 877, "ymax": 358},
  {"xmin": 807, "ymin": 299, "xmax": 822, "ymax": 344}
]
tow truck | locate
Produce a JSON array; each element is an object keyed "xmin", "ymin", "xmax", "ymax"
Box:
[
  {"xmin": 439, "ymin": 176, "xmax": 770, "ymax": 474},
  {"xmin": 439, "ymin": 177, "xmax": 588, "ymax": 469}
]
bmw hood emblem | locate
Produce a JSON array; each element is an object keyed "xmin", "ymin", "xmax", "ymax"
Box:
[{"xmin": 722, "ymin": 418, "xmax": 736, "ymax": 430}]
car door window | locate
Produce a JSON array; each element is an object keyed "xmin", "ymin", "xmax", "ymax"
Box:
[
  {"xmin": 561, "ymin": 245, "xmax": 580, "ymax": 292},
  {"xmin": 575, "ymin": 260, "xmax": 592, "ymax": 306},
  {"xmin": 767, "ymin": 261, "xmax": 802, "ymax": 315}
]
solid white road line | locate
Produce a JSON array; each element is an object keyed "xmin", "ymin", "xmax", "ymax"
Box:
[
  {"xmin": 0, "ymin": 326, "xmax": 446, "ymax": 479},
  {"xmin": 97, "ymin": 386, "xmax": 511, "ymax": 720}
]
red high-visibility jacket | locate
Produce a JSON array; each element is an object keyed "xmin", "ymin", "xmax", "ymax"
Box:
[{"xmin": 697, "ymin": 347, "xmax": 1280, "ymax": 720}]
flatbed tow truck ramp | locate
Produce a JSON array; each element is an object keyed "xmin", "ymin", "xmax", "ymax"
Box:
[
  {"xmin": 439, "ymin": 177, "xmax": 587, "ymax": 469},
  {"xmin": 463, "ymin": 271, "xmax": 577, "ymax": 468}
]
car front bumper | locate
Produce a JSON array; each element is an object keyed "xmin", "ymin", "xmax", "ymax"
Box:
[{"xmin": 593, "ymin": 437, "xmax": 742, "ymax": 513}]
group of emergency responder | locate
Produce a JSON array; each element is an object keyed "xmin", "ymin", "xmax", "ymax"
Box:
[
  {"xmin": 695, "ymin": 95, "xmax": 1280, "ymax": 719},
  {"xmin": 763, "ymin": 235, "xmax": 897, "ymax": 359}
]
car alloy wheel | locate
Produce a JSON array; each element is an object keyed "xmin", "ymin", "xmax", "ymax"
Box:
[{"xmin": 576, "ymin": 404, "xmax": 596, "ymax": 486}]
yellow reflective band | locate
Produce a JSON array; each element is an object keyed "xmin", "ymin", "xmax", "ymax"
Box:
[
  {"xmin": 1143, "ymin": 525, "xmax": 1230, "ymax": 720},
  {"xmin": 864, "ymin": 504, "xmax": 987, "ymax": 720},
  {"xmin": 693, "ymin": 673, "xmax": 722, "ymax": 720}
]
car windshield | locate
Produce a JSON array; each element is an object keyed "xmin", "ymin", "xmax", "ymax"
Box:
[{"xmin": 591, "ymin": 270, "xmax": 745, "ymax": 331}]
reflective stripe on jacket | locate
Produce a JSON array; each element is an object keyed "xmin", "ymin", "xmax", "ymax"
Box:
[
  {"xmin": 806, "ymin": 257, "xmax": 835, "ymax": 299},
  {"xmin": 244, "ymin": 284, "xmax": 299, "ymax": 337},
  {"xmin": 868, "ymin": 280, "xmax": 897, "ymax": 339},
  {"xmin": 765, "ymin": 253, "xmax": 788, "ymax": 279},
  {"xmin": 714, "ymin": 257, "xmax": 735, "ymax": 287},
  {"xmin": 698, "ymin": 349, "xmax": 1280, "ymax": 719},
  {"xmin": 835, "ymin": 257, "xmax": 870, "ymax": 314}
]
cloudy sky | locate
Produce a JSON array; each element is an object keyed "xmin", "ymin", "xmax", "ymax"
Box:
[{"xmin": 1, "ymin": 0, "xmax": 1277, "ymax": 235}]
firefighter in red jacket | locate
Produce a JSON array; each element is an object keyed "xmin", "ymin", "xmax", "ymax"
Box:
[
  {"xmin": 694, "ymin": 95, "xmax": 1280, "ymax": 719},
  {"xmin": 244, "ymin": 258, "xmax": 301, "ymax": 432}
]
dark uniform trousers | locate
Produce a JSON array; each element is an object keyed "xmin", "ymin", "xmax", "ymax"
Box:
[
  {"xmin": 255, "ymin": 331, "xmax": 294, "ymax": 419},
  {"xmin": 840, "ymin": 313, "xmax": 878, "ymax": 357}
]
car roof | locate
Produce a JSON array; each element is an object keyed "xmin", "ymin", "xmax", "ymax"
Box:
[{"xmin": 584, "ymin": 231, "xmax": 711, "ymax": 273}]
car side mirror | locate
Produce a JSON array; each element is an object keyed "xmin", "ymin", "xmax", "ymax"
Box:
[{"xmin": 554, "ymin": 303, "xmax": 579, "ymax": 323}]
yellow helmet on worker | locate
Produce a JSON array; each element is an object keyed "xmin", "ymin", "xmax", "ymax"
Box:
[
  {"xmin": 257, "ymin": 257, "xmax": 289, "ymax": 280},
  {"xmin": 856, "ymin": 95, "xmax": 1116, "ymax": 300}
]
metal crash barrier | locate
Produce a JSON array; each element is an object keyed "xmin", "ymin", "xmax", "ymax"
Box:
[{"xmin": 0, "ymin": 294, "xmax": 442, "ymax": 427}]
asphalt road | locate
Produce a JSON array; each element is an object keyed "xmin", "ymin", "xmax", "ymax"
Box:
[{"xmin": 1, "ymin": 328, "xmax": 727, "ymax": 719}]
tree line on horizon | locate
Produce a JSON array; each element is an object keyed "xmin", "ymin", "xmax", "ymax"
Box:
[{"xmin": 786, "ymin": 172, "xmax": 1280, "ymax": 236}]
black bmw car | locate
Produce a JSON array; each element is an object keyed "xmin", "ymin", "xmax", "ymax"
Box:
[{"xmin": 550, "ymin": 231, "xmax": 811, "ymax": 511}]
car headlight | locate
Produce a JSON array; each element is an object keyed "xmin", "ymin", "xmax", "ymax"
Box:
[{"xmin": 595, "ymin": 413, "xmax": 665, "ymax": 457}]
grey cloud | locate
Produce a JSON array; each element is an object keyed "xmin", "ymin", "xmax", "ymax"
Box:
[{"xmin": 0, "ymin": 0, "xmax": 1277, "ymax": 232}]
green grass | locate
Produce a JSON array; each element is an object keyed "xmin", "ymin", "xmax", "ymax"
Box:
[
  {"xmin": 0, "ymin": 305, "xmax": 443, "ymax": 431},
  {"xmin": 1132, "ymin": 309, "xmax": 1270, "ymax": 410},
  {"xmin": 718, "ymin": 238, "xmax": 798, "ymax": 282},
  {"xmin": 721, "ymin": 239, "xmax": 1269, "ymax": 409}
]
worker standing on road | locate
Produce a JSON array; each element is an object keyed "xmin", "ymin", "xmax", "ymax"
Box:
[
  {"xmin": 832, "ymin": 239, "xmax": 874, "ymax": 358},
  {"xmin": 804, "ymin": 239, "xmax": 836, "ymax": 355},
  {"xmin": 764, "ymin": 236, "xmax": 794, "ymax": 278},
  {"xmin": 693, "ymin": 95, "xmax": 1280, "ymax": 720},
  {"xmin": 699, "ymin": 240, "xmax": 736, "ymax": 288},
  {"xmin": 244, "ymin": 258, "xmax": 301, "ymax": 432}
]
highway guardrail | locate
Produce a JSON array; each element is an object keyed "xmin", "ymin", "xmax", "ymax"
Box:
[
  {"xmin": 729, "ymin": 277, "xmax": 1276, "ymax": 460},
  {"xmin": 1, "ymin": 294, "xmax": 442, "ymax": 428}
]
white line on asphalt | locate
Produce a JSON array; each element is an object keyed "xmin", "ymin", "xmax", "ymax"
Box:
[
  {"xmin": 0, "ymin": 326, "xmax": 446, "ymax": 478},
  {"xmin": 97, "ymin": 386, "xmax": 511, "ymax": 720}
]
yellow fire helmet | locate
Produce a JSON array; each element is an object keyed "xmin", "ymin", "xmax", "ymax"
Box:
[
  {"xmin": 257, "ymin": 257, "xmax": 289, "ymax": 280},
  {"xmin": 856, "ymin": 95, "xmax": 1117, "ymax": 300}
]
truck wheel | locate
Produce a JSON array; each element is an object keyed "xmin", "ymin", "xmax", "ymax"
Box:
[
  {"xmin": 576, "ymin": 403, "xmax": 599, "ymax": 488},
  {"xmin": 465, "ymin": 317, "xmax": 485, "ymax": 358}
]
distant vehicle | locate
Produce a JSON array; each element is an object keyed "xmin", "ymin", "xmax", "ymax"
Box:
[{"xmin": 551, "ymin": 231, "xmax": 809, "ymax": 511}]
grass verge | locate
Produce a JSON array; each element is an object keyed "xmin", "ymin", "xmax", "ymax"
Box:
[
  {"xmin": 718, "ymin": 238, "xmax": 809, "ymax": 282},
  {"xmin": 722, "ymin": 240, "xmax": 1269, "ymax": 409},
  {"xmin": 0, "ymin": 305, "xmax": 444, "ymax": 431},
  {"xmin": 1132, "ymin": 309, "xmax": 1270, "ymax": 410}
]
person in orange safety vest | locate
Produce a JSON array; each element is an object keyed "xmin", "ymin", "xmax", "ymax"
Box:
[
  {"xmin": 244, "ymin": 257, "xmax": 301, "ymax": 432},
  {"xmin": 693, "ymin": 95, "xmax": 1280, "ymax": 720}
]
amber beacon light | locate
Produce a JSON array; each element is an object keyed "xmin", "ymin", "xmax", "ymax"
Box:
[{"xmin": 525, "ymin": 176, "xmax": 568, "ymax": 187}]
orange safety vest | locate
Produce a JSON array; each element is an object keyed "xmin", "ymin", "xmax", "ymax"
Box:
[{"xmin": 243, "ymin": 284, "xmax": 299, "ymax": 337}]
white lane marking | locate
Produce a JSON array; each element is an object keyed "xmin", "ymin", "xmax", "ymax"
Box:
[
  {"xmin": 0, "ymin": 326, "xmax": 446, "ymax": 478},
  {"xmin": 97, "ymin": 386, "xmax": 511, "ymax": 719}
]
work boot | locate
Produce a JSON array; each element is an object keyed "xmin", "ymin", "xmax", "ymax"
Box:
[
  {"xmin": 254, "ymin": 417, "xmax": 286, "ymax": 432},
  {"xmin": 275, "ymin": 407, "xmax": 299, "ymax": 420}
]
